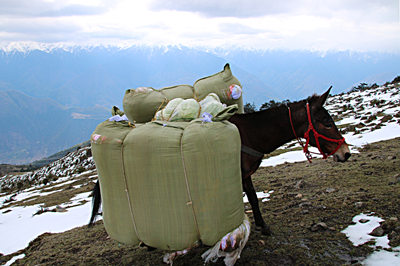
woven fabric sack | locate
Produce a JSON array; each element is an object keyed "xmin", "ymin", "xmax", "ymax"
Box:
[{"xmin": 91, "ymin": 116, "xmax": 244, "ymax": 250}]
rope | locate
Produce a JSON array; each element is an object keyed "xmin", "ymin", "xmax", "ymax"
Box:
[
  {"xmin": 288, "ymin": 103, "xmax": 345, "ymax": 162},
  {"xmin": 120, "ymin": 134, "xmax": 141, "ymax": 241},
  {"xmin": 179, "ymin": 131, "xmax": 201, "ymax": 239},
  {"xmin": 152, "ymin": 98, "xmax": 168, "ymax": 121}
]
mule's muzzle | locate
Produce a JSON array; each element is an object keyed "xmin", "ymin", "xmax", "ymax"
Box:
[{"xmin": 333, "ymin": 144, "xmax": 351, "ymax": 162}]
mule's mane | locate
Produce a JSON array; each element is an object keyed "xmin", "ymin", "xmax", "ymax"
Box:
[{"xmin": 243, "ymin": 93, "xmax": 320, "ymax": 117}]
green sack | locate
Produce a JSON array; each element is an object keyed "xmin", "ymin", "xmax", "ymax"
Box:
[
  {"xmin": 123, "ymin": 85, "xmax": 195, "ymax": 123},
  {"xmin": 91, "ymin": 120, "xmax": 140, "ymax": 245},
  {"xmin": 194, "ymin": 64, "xmax": 243, "ymax": 113},
  {"xmin": 91, "ymin": 119, "xmax": 244, "ymax": 250},
  {"xmin": 122, "ymin": 64, "xmax": 242, "ymax": 123}
]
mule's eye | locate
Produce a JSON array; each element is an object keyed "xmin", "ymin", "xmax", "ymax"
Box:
[{"xmin": 322, "ymin": 119, "xmax": 333, "ymax": 128}]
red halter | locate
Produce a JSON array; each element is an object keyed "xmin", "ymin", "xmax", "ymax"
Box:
[{"xmin": 288, "ymin": 103, "xmax": 345, "ymax": 162}]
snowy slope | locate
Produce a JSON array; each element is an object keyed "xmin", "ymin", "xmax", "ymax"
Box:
[
  {"xmin": 261, "ymin": 82, "xmax": 400, "ymax": 166},
  {"xmin": 0, "ymin": 81, "xmax": 399, "ymax": 263}
]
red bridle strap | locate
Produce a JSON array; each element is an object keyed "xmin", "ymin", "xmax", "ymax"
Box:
[{"xmin": 288, "ymin": 103, "xmax": 345, "ymax": 162}]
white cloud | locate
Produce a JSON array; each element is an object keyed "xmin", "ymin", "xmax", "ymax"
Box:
[{"xmin": 0, "ymin": 0, "xmax": 399, "ymax": 52}]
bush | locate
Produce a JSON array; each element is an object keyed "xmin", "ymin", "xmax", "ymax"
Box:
[
  {"xmin": 244, "ymin": 102, "xmax": 256, "ymax": 113},
  {"xmin": 350, "ymin": 82, "xmax": 378, "ymax": 93},
  {"xmin": 259, "ymin": 99, "xmax": 290, "ymax": 111},
  {"xmin": 391, "ymin": 76, "xmax": 400, "ymax": 84}
]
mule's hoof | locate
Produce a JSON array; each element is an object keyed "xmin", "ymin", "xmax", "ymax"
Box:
[
  {"xmin": 146, "ymin": 246, "xmax": 156, "ymax": 252},
  {"xmin": 140, "ymin": 242, "xmax": 156, "ymax": 251},
  {"xmin": 256, "ymin": 225, "xmax": 272, "ymax": 236}
]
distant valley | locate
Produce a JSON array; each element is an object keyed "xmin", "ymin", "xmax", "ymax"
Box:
[
  {"xmin": 0, "ymin": 46, "xmax": 399, "ymax": 164},
  {"xmin": 0, "ymin": 90, "xmax": 106, "ymax": 164}
]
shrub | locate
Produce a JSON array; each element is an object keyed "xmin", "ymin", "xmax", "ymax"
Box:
[
  {"xmin": 391, "ymin": 75, "xmax": 400, "ymax": 84},
  {"xmin": 259, "ymin": 99, "xmax": 290, "ymax": 111},
  {"xmin": 381, "ymin": 115, "xmax": 393, "ymax": 123},
  {"xmin": 350, "ymin": 82, "xmax": 379, "ymax": 93},
  {"xmin": 244, "ymin": 102, "xmax": 256, "ymax": 113}
]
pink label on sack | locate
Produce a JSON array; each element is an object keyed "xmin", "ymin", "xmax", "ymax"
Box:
[
  {"xmin": 228, "ymin": 84, "xmax": 242, "ymax": 100},
  {"xmin": 92, "ymin": 134, "xmax": 101, "ymax": 141}
]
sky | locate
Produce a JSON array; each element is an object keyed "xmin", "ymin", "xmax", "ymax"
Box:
[{"xmin": 0, "ymin": 0, "xmax": 399, "ymax": 52}]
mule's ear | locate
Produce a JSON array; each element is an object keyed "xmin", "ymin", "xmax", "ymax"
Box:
[{"xmin": 318, "ymin": 86, "xmax": 332, "ymax": 106}]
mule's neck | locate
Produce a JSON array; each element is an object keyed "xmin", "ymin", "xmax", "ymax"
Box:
[{"xmin": 230, "ymin": 105, "xmax": 303, "ymax": 155}]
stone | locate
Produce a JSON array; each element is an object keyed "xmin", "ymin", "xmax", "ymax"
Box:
[
  {"xmin": 311, "ymin": 222, "xmax": 328, "ymax": 232},
  {"xmin": 355, "ymin": 202, "xmax": 364, "ymax": 208},
  {"xmin": 295, "ymin": 180, "xmax": 305, "ymax": 189},
  {"xmin": 326, "ymin": 188, "xmax": 336, "ymax": 193},
  {"xmin": 299, "ymin": 202, "xmax": 312, "ymax": 208},
  {"xmin": 258, "ymin": 240, "xmax": 266, "ymax": 246},
  {"xmin": 359, "ymin": 219, "xmax": 370, "ymax": 223},
  {"xmin": 55, "ymin": 205, "xmax": 67, "ymax": 212},
  {"xmin": 369, "ymin": 226, "xmax": 385, "ymax": 237}
]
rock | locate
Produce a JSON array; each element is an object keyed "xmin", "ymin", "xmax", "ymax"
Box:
[
  {"xmin": 387, "ymin": 155, "xmax": 396, "ymax": 160},
  {"xmin": 299, "ymin": 202, "xmax": 312, "ymax": 208},
  {"xmin": 311, "ymin": 222, "xmax": 328, "ymax": 232},
  {"xmin": 326, "ymin": 188, "xmax": 336, "ymax": 193},
  {"xmin": 394, "ymin": 174, "xmax": 400, "ymax": 184},
  {"xmin": 295, "ymin": 180, "xmax": 305, "ymax": 189},
  {"xmin": 389, "ymin": 217, "xmax": 398, "ymax": 222},
  {"xmin": 295, "ymin": 193, "xmax": 303, "ymax": 198},
  {"xmin": 55, "ymin": 205, "xmax": 67, "ymax": 212},
  {"xmin": 355, "ymin": 202, "xmax": 364, "ymax": 208},
  {"xmin": 369, "ymin": 226, "xmax": 385, "ymax": 237},
  {"xmin": 258, "ymin": 240, "xmax": 266, "ymax": 246},
  {"xmin": 359, "ymin": 219, "xmax": 370, "ymax": 223}
]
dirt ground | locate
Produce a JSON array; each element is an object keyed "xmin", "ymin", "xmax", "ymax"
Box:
[{"xmin": 1, "ymin": 137, "xmax": 399, "ymax": 266}]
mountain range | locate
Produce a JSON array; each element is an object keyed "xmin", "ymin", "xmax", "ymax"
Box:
[{"xmin": 0, "ymin": 46, "xmax": 399, "ymax": 164}]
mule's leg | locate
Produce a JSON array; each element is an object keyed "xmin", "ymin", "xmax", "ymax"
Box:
[
  {"xmin": 242, "ymin": 177, "xmax": 271, "ymax": 235},
  {"xmin": 88, "ymin": 180, "xmax": 102, "ymax": 227}
]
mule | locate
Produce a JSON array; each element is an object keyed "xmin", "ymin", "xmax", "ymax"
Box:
[
  {"xmin": 88, "ymin": 88, "xmax": 350, "ymax": 236},
  {"xmin": 228, "ymin": 87, "xmax": 350, "ymax": 235}
]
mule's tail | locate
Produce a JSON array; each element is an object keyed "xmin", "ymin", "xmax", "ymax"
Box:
[{"xmin": 88, "ymin": 180, "xmax": 102, "ymax": 227}]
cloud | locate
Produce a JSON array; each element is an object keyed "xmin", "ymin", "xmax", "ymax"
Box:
[
  {"xmin": 149, "ymin": 0, "xmax": 399, "ymax": 23},
  {"xmin": 219, "ymin": 22, "xmax": 263, "ymax": 35},
  {"xmin": 149, "ymin": 0, "xmax": 299, "ymax": 18},
  {"xmin": 0, "ymin": 0, "xmax": 112, "ymax": 17},
  {"xmin": 0, "ymin": 0, "xmax": 399, "ymax": 52}
]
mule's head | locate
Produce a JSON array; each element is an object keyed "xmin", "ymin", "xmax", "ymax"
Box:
[{"xmin": 307, "ymin": 88, "xmax": 351, "ymax": 162}]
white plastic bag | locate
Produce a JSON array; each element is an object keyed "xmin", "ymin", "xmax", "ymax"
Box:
[{"xmin": 169, "ymin": 99, "xmax": 200, "ymax": 122}]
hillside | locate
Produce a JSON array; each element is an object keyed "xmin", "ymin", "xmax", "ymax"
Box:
[
  {"xmin": 0, "ymin": 82, "xmax": 399, "ymax": 265},
  {"xmin": 0, "ymin": 90, "xmax": 106, "ymax": 164},
  {"xmin": 1, "ymin": 139, "xmax": 399, "ymax": 265},
  {"xmin": 1, "ymin": 47, "xmax": 399, "ymax": 164}
]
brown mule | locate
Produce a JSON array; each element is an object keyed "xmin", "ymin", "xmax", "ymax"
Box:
[{"xmin": 229, "ymin": 87, "xmax": 350, "ymax": 235}]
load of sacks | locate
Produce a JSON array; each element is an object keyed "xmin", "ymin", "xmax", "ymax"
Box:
[{"xmin": 91, "ymin": 64, "xmax": 249, "ymax": 265}]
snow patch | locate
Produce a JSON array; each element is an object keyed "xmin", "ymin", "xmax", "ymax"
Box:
[
  {"xmin": 243, "ymin": 190, "xmax": 274, "ymax": 203},
  {"xmin": 342, "ymin": 213, "xmax": 400, "ymax": 265}
]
